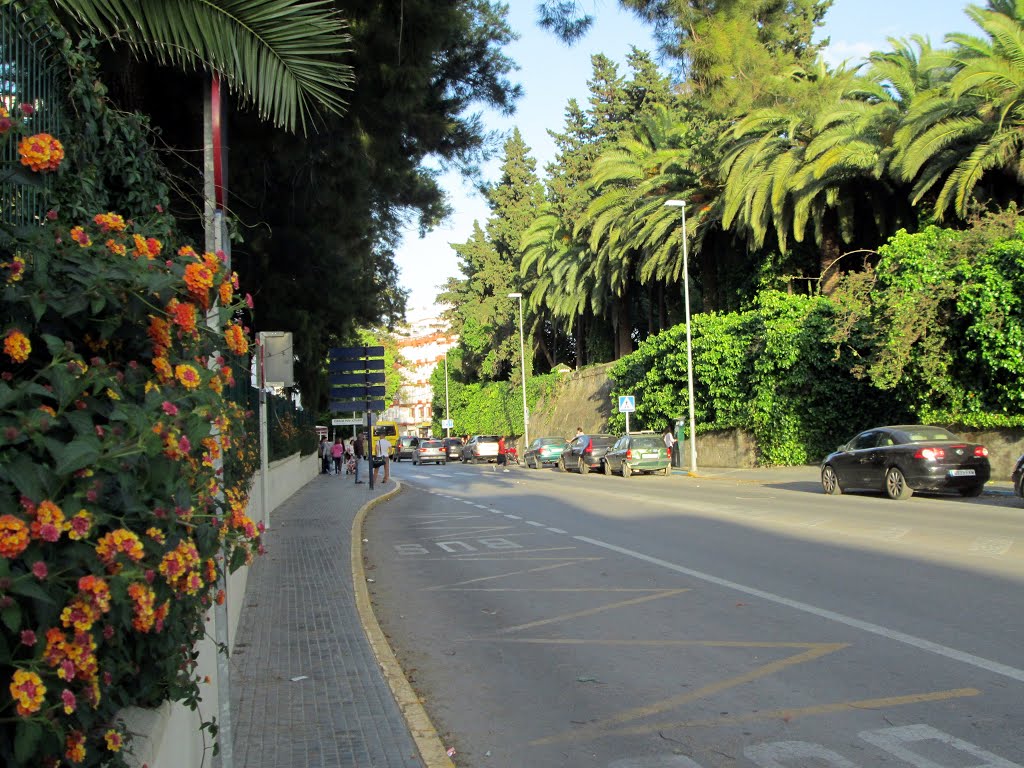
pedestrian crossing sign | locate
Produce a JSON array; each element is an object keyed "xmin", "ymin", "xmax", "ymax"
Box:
[{"xmin": 618, "ymin": 395, "xmax": 635, "ymax": 413}]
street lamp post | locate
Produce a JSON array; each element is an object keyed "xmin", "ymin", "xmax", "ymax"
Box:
[
  {"xmin": 664, "ymin": 200, "xmax": 697, "ymax": 474},
  {"xmin": 507, "ymin": 292, "xmax": 529, "ymax": 449},
  {"xmin": 444, "ymin": 349, "xmax": 450, "ymax": 438}
]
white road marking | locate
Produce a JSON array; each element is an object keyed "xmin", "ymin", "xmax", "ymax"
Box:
[
  {"xmin": 969, "ymin": 537, "xmax": 1014, "ymax": 557},
  {"xmin": 871, "ymin": 526, "xmax": 911, "ymax": 541},
  {"xmin": 546, "ymin": 528, "xmax": 568, "ymax": 534},
  {"xmin": 573, "ymin": 535, "xmax": 1024, "ymax": 684},
  {"xmin": 744, "ymin": 742, "xmax": 857, "ymax": 767},
  {"xmin": 859, "ymin": 724, "xmax": 1021, "ymax": 768},
  {"xmin": 609, "ymin": 757, "xmax": 703, "ymax": 768},
  {"xmin": 505, "ymin": 514, "xmax": 522, "ymax": 520},
  {"xmin": 474, "ymin": 504, "xmax": 489, "ymax": 509},
  {"xmin": 526, "ymin": 521, "xmax": 545, "ymax": 527},
  {"xmin": 410, "ymin": 474, "xmax": 430, "ymax": 479}
]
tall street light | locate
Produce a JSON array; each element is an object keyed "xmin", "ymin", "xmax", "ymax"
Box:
[
  {"xmin": 444, "ymin": 348, "xmax": 450, "ymax": 438},
  {"xmin": 507, "ymin": 292, "xmax": 530, "ymax": 448},
  {"xmin": 664, "ymin": 200, "xmax": 698, "ymax": 474}
]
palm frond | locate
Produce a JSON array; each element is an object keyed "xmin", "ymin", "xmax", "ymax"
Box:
[{"xmin": 53, "ymin": 0, "xmax": 353, "ymax": 133}]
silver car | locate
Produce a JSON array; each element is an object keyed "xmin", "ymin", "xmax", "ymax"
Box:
[
  {"xmin": 461, "ymin": 435, "xmax": 500, "ymax": 463},
  {"xmin": 413, "ymin": 438, "xmax": 447, "ymax": 465}
]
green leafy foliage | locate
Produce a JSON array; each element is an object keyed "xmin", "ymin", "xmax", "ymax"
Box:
[
  {"xmin": 1, "ymin": 112, "xmax": 260, "ymax": 765},
  {"xmin": 829, "ymin": 210, "xmax": 1024, "ymax": 427},
  {"xmin": 611, "ymin": 290, "xmax": 892, "ymax": 464},
  {"xmin": 429, "ymin": 356, "xmax": 561, "ymax": 439}
]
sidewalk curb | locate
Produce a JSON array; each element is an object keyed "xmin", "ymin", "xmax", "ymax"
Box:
[{"xmin": 351, "ymin": 481, "xmax": 457, "ymax": 768}]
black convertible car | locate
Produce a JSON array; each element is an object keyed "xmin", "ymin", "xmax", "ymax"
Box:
[{"xmin": 820, "ymin": 425, "xmax": 990, "ymax": 500}]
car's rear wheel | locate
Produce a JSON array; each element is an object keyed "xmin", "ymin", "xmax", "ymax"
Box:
[
  {"xmin": 578, "ymin": 458, "xmax": 588, "ymax": 475},
  {"xmin": 622, "ymin": 462, "xmax": 632, "ymax": 479},
  {"xmin": 603, "ymin": 460, "xmax": 612, "ymax": 476},
  {"xmin": 885, "ymin": 467, "xmax": 913, "ymax": 500},
  {"xmin": 958, "ymin": 483, "xmax": 984, "ymax": 497},
  {"xmin": 821, "ymin": 465, "xmax": 842, "ymax": 495}
]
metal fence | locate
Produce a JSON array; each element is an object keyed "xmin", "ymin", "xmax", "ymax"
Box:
[
  {"xmin": 227, "ymin": 375, "xmax": 317, "ymax": 463},
  {"xmin": 1, "ymin": 2, "xmax": 63, "ymax": 228}
]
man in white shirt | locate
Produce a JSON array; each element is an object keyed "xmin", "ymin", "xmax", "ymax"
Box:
[
  {"xmin": 373, "ymin": 434, "xmax": 391, "ymax": 484},
  {"xmin": 663, "ymin": 426, "xmax": 678, "ymax": 467}
]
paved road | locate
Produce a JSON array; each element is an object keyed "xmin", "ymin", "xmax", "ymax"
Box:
[{"xmin": 364, "ymin": 462, "xmax": 1024, "ymax": 768}]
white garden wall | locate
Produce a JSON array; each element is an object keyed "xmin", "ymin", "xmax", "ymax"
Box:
[{"xmin": 121, "ymin": 451, "xmax": 319, "ymax": 768}]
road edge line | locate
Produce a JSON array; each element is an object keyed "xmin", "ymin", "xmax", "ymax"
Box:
[{"xmin": 351, "ymin": 480, "xmax": 456, "ymax": 768}]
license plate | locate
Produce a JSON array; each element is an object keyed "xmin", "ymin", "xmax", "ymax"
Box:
[
  {"xmin": 948, "ymin": 469, "xmax": 976, "ymax": 477},
  {"xmin": 641, "ymin": 453, "xmax": 658, "ymax": 459}
]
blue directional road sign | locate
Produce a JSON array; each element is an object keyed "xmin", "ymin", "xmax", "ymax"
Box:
[
  {"xmin": 618, "ymin": 395, "xmax": 636, "ymax": 413},
  {"xmin": 328, "ymin": 346, "xmax": 387, "ymax": 413}
]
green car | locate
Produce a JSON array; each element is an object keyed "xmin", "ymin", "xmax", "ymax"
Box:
[
  {"xmin": 602, "ymin": 434, "xmax": 671, "ymax": 477},
  {"xmin": 524, "ymin": 436, "xmax": 567, "ymax": 469}
]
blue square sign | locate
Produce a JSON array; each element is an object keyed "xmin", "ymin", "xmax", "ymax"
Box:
[{"xmin": 618, "ymin": 395, "xmax": 635, "ymax": 413}]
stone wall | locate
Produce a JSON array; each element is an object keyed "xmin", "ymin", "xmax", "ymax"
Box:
[
  {"xmin": 528, "ymin": 363, "xmax": 616, "ymax": 442},
  {"xmin": 528, "ymin": 365, "xmax": 1024, "ymax": 478}
]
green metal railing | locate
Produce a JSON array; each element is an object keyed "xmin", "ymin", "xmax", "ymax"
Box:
[{"xmin": 1, "ymin": 2, "xmax": 63, "ymax": 228}]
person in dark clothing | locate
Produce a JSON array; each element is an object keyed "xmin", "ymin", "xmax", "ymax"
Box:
[
  {"xmin": 318, "ymin": 436, "xmax": 331, "ymax": 474},
  {"xmin": 353, "ymin": 433, "xmax": 365, "ymax": 484}
]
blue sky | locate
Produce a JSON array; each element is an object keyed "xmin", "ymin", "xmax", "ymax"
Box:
[{"xmin": 394, "ymin": 0, "xmax": 974, "ymax": 310}]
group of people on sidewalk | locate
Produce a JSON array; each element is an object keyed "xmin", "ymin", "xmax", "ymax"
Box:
[{"xmin": 318, "ymin": 432, "xmax": 391, "ymax": 485}]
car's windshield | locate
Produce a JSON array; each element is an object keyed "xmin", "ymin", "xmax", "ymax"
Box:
[
  {"xmin": 420, "ymin": 440, "xmax": 442, "ymax": 448},
  {"xmin": 537, "ymin": 438, "xmax": 564, "ymax": 446},
  {"xmin": 477, "ymin": 436, "xmax": 499, "ymax": 442}
]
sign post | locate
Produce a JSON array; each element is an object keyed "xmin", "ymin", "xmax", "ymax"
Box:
[
  {"xmin": 618, "ymin": 395, "xmax": 635, "ymax": 434},
  {"xmin": 329, "ymin": 346, "xmax": 386, "ymax": 489}
]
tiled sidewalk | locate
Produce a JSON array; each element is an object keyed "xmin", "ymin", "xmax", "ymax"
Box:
[{"xmin": 230, "ymin": 475, "xmax": 422, "ymax": 767}]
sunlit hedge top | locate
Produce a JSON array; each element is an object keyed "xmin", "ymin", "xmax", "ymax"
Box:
[{"xmin": 0, "ymin": 107, "xmax": 261, "ymax": 767}]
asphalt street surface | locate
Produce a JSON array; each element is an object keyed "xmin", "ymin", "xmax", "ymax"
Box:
[{"xmin": 363, "ymin": 461, "xmax": 1024, "ymax": 768}]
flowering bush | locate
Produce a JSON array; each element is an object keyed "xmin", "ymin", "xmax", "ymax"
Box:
[{"xmin": 1, "ymin": 117, "xmax": 261, "ymax": 765}]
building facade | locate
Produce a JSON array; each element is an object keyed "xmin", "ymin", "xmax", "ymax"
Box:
[{"xmin": 382, "ymin": 306, "xmax": 458, "ymax": 436}]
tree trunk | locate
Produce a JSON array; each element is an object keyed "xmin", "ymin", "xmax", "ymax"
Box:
[
  {"xmin": 613, "ymin": 292, "xmax": 632, "ymax": 359},
  {"xmin": 658, "ymin": 283, "xmax": 667, "ymax": 331},
  {"xmin": 819, "ymin": 221, "xmax": 842, "ymax": 296},
  {"xmin": 575, "ymin": 319, "xmax": 584, "ymax": 369}
]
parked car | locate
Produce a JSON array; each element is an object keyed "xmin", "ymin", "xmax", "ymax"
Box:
[
  {"xmin": 603, "ymin": 433, "xmax": 671, "ymax": 477},
  {"xmin": 461, "ymin": 435, "xmax": 501, "ymax": 463},
  {"xmin": 524, "ymin": 436, "xmax": 567, "ymax": 469},
  {"xmin": 412, "ymin": 438, "xmax": 447, "ymax": 465},
  {"xmin": 820, "ymin": 425, "xmax": 991, "ymax": 499},
  {"xmin": 393, "ymin": 435, "xmax": 418, "ymax": 462},
  {"xmin": 442, "ymin": 437, "xmax": 464, "ymax": 460},
  {"xmin": 559, "ymin": 433, "xmax": 616, "ymax": 474},
  {"xmin": 1012, "ymin": 454, "xmax": 1024, "ymax": 500}
]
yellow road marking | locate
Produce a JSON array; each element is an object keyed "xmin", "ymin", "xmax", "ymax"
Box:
[
  {"xmin": 422, "ymin": 560, "xmax": 586, "ymax": 590},
  {"xmin": 605, "ymin": 688, "xmax": 981, "ymax": 735},
  {"xmin": 530, "ymin": 642, "xmax": 847, "ymax": 746},
  {"xmin": 495, "ymin": 589, "xmax": 691, "ymax": 636},
  {"xmin": 488, "ymin": 638, "xmax": 845, "ymax": 648},
  {"xmin": 445, "ymin": 588, "xmax": 672, "ymax": 592}
]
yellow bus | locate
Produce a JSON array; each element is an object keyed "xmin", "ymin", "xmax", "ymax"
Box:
[{"xmin": 373, "ymin": 420, "xmax": 399, "ymax": 457}]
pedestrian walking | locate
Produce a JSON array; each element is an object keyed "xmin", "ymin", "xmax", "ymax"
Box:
[
  {"xmin": 318, "ymin": 436, "xmax": 330, "ymax": 474},
  {"xmin": 496, "ymin": 435, "xmax": 507, "ymax": 471},
  {"xmin": 373, "ymin": 432, "xmax": 391, "ymax": 484},
  {"xmin": 331, "ymin": 437, "xmax": 344, "ymax": 476},
  {"xmin": 353, "ymin": 432, "xmax": 365, "ymax": 484}
]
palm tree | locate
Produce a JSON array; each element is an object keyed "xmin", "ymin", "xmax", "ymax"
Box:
[
  {"xmin": 50, "ymin": 0, "xmax": 353, "ymax": 133},
  {"xmin": 894, "ymin": 1, "xmax": 1024, "ymax": 218},
  {"xmin": 720, "ymin": 60, "xmax": 904, "ymax": 293}
]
